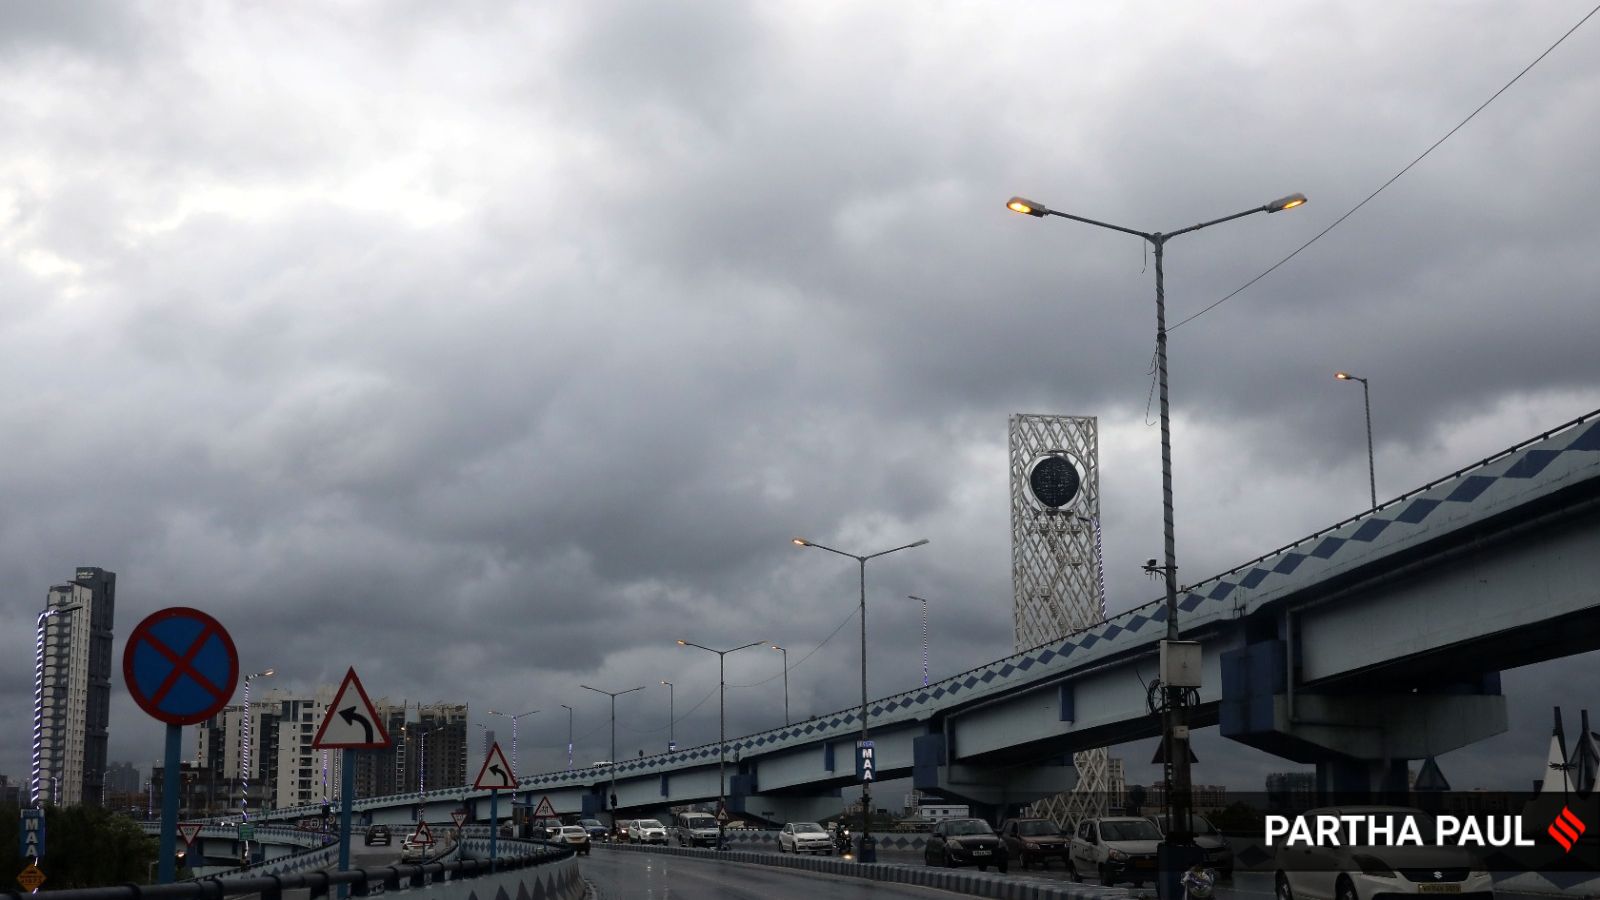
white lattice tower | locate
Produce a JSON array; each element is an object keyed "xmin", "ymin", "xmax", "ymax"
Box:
[{"xmin": 1009, "ymin": 414, "xmax": 1109, "ymax": 827}]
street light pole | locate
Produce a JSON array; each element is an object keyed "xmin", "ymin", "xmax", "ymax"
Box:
[
  {"xmin": 240, "ymin": 668, "xmax": 274, "ymax": 865},
  {"xmin": 770, "ymin": 646, "xmax": 790, "ymax": 725},
  {"xmin": 1335, "ymin": 372, "xmax": 1377, "ymax": 509},
  {"xmin": 488, "ymin": 709, "xmax": 537, "ymax": 782},
  {"xmin": 660, "ymin": 682, "xmax": 676, "ymax": 752},
  {"xmin": 793, "ymin": 536, "xmax": 929, "ymax": 862},
  {"xmin": 677, "ymin": 639, "xmax": 766, "ymax": 850},
  {"xmin": 906, "ymin": 596, "xmax": 931, "ymax": 687},
  {"xmin": 560, "ymin": 704, "xmax": 574, "ymax": 770},
  {"xmin": 580, "ymin": 684, "xmax": 644, "ymax": 825},
  {"xmin": 1007, "ymin": 190, "xmax": 1305, "ymax": 880},
  {"xmin": 32, "ymin": 603, "xmax": 80, "ymax": 813}
]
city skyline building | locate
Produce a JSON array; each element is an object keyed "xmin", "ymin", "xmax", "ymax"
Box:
[{"xmin": 39, "ymin": 566, "xmax": 116, "ymax": 807}]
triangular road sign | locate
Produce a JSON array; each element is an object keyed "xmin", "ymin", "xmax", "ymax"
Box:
[
  {"xmin": 474, "ymin": 742, "xmax": 517, "ymax": 789},
  {"xmin": 311, "ymin": 667, "xmax": 391, "ymax": 750},
  {"xmin": 178, "ymin": 823, "xmax": 204, "ymax": 846},
  {"xmin": 531, "ymin": 796, "xmax": 557, "ymax": 820},
  {"xmin": 715, "ymin": 802, "xmax": 730, "ymax": 823},
  {"xmin": 451, "ymin": 810, "xmax": 467, "ymax": 828},
  {"xmin": 412, "ymin": 821, "xmax": 435, "ymax": 845}
]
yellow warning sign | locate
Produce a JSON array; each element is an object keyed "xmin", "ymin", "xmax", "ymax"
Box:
[{"xmin": 17, "ymin": 864, "xmax": 45, "ymax": 891}]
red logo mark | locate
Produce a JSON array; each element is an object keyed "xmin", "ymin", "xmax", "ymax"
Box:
[{"xmin": 1548, "ymin": 807, "xmax": 1585, "ymax": 852}]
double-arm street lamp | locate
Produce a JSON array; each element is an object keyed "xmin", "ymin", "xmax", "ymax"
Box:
[
  {"xmin": 580, "ymin": 684, "xmax": 644, "ymax": 820},
  {"xmin": 1335, "ymin": 372, "xmax": 1377, "ymax": 509},
  {"xmin": 488, "ymin": 708, "xmax": 538, "ymax": 782},
  {"xmin": 793, "ymin": 536, "xmax": 929, "ymax": 861},
  {"xmin": 677, "ymin": 638, "xmax": 766, "ymax": 850},
  {"xmin": 1006, "ymin": 191, "xmax": 1306, "ymax": 865}
]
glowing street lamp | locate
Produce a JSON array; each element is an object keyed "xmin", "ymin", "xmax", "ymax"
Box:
[
  {"xmin": 1006, "ymin": 188, "xmax": 1305, "ymax": 863},
  {"xmin": 1335, "ymin": 371, "xmax": 1377, "ymax": 509}
]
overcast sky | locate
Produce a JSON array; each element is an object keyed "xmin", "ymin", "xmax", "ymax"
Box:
[{"xmin": 2, "ymin": 2, "xmax": 1597, "ymax": 800}]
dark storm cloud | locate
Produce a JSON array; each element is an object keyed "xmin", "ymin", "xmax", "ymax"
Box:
[{"xmin": 1, "ymin": 2, "xmax": 1596, "ymax": 791}]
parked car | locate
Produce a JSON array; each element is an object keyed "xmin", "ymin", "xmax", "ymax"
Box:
[
  {"xmin": 924, "ymin": 818, "xmax": 1008, "ymax": 872},
  {"xmin": 365, "ymin": 825, "xmax": 392, "ymax": 846},
  {"xmin": 557, "ymin": 825, "xmax": 592, "ymax": 856},
  {"xmin": 999, "ymin": 817, "xmax": 1071, "ymax": 869},
  {"xmin": 1274, "ymin": 807, "xmax": 1493, "ymax": 900},
  {"xmin": 778, "ymin": 822, "xmax": 833, "ymax": 854},
  {"xmin": 1069, "ymin": 816, "xmax": 1162, "ymax": 886},
  {"xmin": 578, "ymin": 818, "xmax": 610, "ymax": 842},
  {"xmin": 1149, "ymin": 813, "xmax": 1235, "ymax": 878},
  {"xmin": 674, "ymin": 811, "xmax": 721, "ymax": 847},
  {"xmin": 529, "ymin": 818, "xmax": 563, "ymax": 840},
  {"xmin": 628, "ymin": 818, "xmax": 669, "ymax": 844}
]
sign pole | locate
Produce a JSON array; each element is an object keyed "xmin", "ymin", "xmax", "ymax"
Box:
[
  {"xmin": 338, "ymin": 749, "xmax": 353, "ymax": 899},
  {"xmin": 489, "ymin": 789, "xmax": 498, "ymax": 871},
  {"xmin": 158, "ymin": 725, "xmax": 182, "ymax": 883}
]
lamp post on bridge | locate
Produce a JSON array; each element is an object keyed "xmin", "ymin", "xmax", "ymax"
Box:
[
  {"xmin": 1006, "ymin": 189, "xmax": 1306, "ymax": 894},
  {"xmin": 1335, "ymin": 371, "xmax": 1377, "ymax": 510},
  {"xmin": 660, "ymin": 682, "xmax": 676, "ymax": 752},
  {"xmin": 488, "ymin": 709, "xmax": 537, "ymax": 787},
  {"xmin": 770, "ymin": 645, "xmax": 790, "ymax": 725},
  {"xmin": 241, "ymin": 668, "xmax": 274, "ymax": 865},
  {"xmin": 580, "ymin": 684, "xmax": 644, "ymax": 825},
  {"xmin": 906, "ymin": 596, "xmax": 931, "ymax": 687},
  {"xmin": 793, "ymin": 536, "xmax": 929, "ymax": 862},
  {"xmin": 677, "ymin": 638, "xmax": 766, "ymax": 851},
  {"xmin": 560, "ymin": 704, "xmax": 574, "ymax": 770}
]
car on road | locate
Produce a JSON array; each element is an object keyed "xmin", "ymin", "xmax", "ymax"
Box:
[
  {"xmin": 1149, "ymin": 813, "xmax": 1235, "ymax": 878},
  {"xmin": 1068, "ymin": 816, "xmax": 1161, "ymax": 886},
  {"xmin": 1273, "ymin": 807, "xmax": 1493, "ymax": 900},
  {"xmin": 628, "ymin": 818, "xmax": 669, "ymax": 844},
  {"xmin": 999, "ymin": 817, "xmax": 1071, "ymax": 870},
  {"xmin": 613, "ymin": 819, "xmax": 636, "ymax": 842},
  {"xmin": 529, "ymin": 818, "xmax": 563, "ymax": 840},
  {"xmin": 578, "ymin": 818, "xmax": 610, "ymax": 842},
  {"xmin": 924, "ymin": 818, "xmax": 1008, "ymax": 872},
  {"xmin": 400, "ymin": 835, "xmax": 430, "ymax": 863},
  {"xmin": 674, "ymin": 811, "xmax": 720, "ymax": 847},
  {"xmin": 557, "ymin": 825, "xmax": 592, "ymax": 855},
  {"xmin": 365, "ymin": 825, "xmax": 392, "ymax": 847},
  {"xmin": 777, "ymin": 822, "xmax": 832, "ymax": 854}
]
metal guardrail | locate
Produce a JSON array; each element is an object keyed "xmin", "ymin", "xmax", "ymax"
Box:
[{"xmin": 0, "ymin": 843, "xmax": 575, "ymax": 900}]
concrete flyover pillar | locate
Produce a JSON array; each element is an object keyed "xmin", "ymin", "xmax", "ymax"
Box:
[
  {"xmin": 1221, "ymin": 639, "xmax": 1508, "ymax": 797},
  {"xmin": 910, "ymin": 733, "xmax": 1078, "ymax": 820}
]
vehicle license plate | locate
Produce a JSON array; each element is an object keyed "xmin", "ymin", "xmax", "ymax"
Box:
[
  {"xmin": 1418, "ymin": 886, "xmax": 1461, "ymax": 894},
  {"xmin": 972, "ymin": 850, "xmax": 991, "ymax": 856},
  {"xmin": 1133, "ymin": 858, "xmax": 1155, "ymax": 868}
]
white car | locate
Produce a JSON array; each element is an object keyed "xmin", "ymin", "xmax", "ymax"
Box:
[
  {"xmin": 400, "ymin": 835, "xmax": 430, "ymax": 863},
  {"xmin": 1275, "ymin": 808, "xmax": 1493, "ymax": 900},
  {"xmin": 628, "ymin": 818, "xmax": 669, "ymax": 844},
  {"xmin": 778, "ymin": 822, "xmax": 833, "ymax": 854},
  {"xmin": 1069, "ymin": 816, "xmax": 1163, "ymax": 886}
]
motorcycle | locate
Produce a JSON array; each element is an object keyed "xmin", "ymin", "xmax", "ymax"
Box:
[{"xmin": 834, "ymin": 827, "xmax": 852, "ymax": 856}]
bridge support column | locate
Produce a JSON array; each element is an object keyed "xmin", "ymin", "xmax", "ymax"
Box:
[
  {"xmin": 911, "ymin": 733, "xmax": 1076, "ymax": 815},
  {"xmin": 1221, "ymin": 640, "xmax": 1507, "ymax": 798}
]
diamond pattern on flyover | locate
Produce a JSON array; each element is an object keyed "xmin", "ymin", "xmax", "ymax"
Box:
[
  {"xmin": 1240, "ymin": 568, "xmax": 1269, "ymax": 588},
  {"xmin": 1273, "ymin": 553, "xmax": 1306, "ymax": 574},
  {"xmin": 1504, "ymin": 449, "xmax": 1559, "ymax": 478},
  {"xmin": 1311, "ymin": 537, "xmax": 1345, "ymax": 559},
  {"xmin": 1396, "ymin": 498, "xmax": 1440, "ymax": 524},
  {"xmin": 1352, "ymin": 519, "xmax": 1390, "ymax": 541},
  {"xmin": 1571, "ymin": 421, "xmax": 1600, "ymax": 451},
  {"xmin": 1179, "ymin": 592, "xmax": 1204, "ymax": 611},
  {"xmin": 1446, "ymin": 475, "xmax": 1495, "ymax": 503},
  {"xmin": 1208, "ymin": 582, "xmax": 1234, "ymax": 600}
]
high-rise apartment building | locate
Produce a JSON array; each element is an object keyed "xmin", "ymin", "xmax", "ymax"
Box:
[
  {"xmin": 197, "ymin": 688, "xmax": 467, "ymax": 810},
  {"xmin": 39, "ymin": 567, "xmax": 116, "ymax": 807}
]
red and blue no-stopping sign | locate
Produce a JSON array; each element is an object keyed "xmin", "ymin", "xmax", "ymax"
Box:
[{"xmin": 123, "ymin": 607, "xmax": 239, "ymax": 725}]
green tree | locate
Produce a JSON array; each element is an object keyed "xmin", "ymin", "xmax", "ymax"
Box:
[{"xmin": 1, "ymin": 802, "xmax": 159, "ymax": 888}]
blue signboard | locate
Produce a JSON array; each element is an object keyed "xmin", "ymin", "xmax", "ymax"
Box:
[{"xmin": 19, "ymin": 808, "xmax": 46, "ymax": 859}]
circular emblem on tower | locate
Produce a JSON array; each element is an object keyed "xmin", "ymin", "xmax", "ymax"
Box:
[{"xmin": 1027, "ymin": 454, "xmax": 1082, "ymax": 509}]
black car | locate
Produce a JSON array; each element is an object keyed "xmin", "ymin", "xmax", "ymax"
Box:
[
  {"xmin": 924, "ymin": 818, "xmax": 1008, "ymax": 872},
  {"xmin": 365, "ymin": 825, "xmax": 392, "ymax": 846}
]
